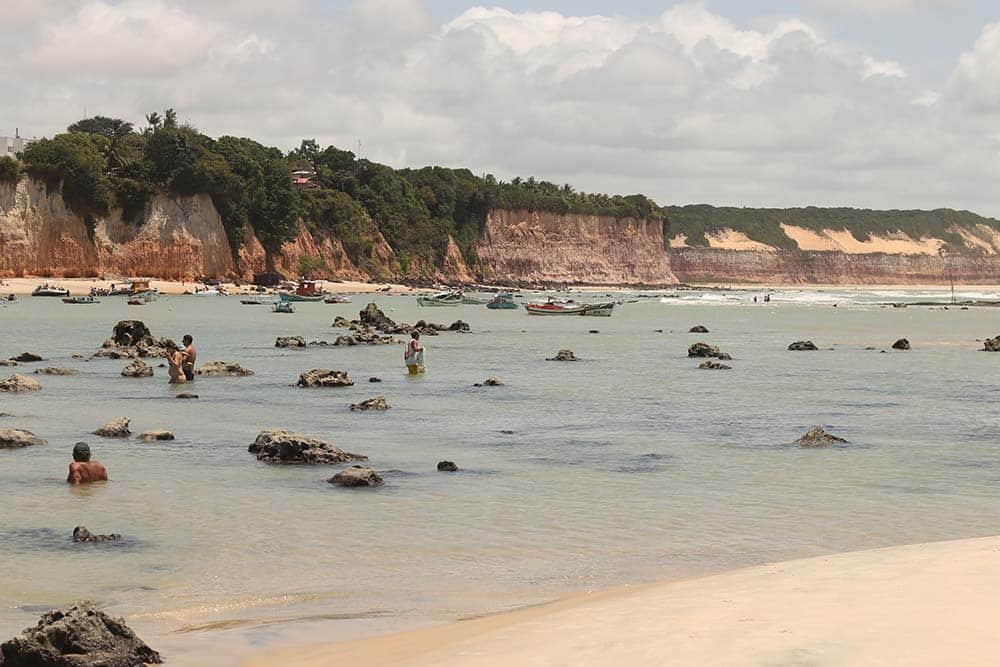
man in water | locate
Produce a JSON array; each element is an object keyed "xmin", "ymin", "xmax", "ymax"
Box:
[
  {"xmin": 404, "ymin": 330, "xmax": 425, "ymax": 374},
  {"xmin": 67, "ymin": 442, "xmax": 108, "ymax": 484},
  {"xmin": 181, "ymin": 334, "xmax": 196, "ymax": 381}
]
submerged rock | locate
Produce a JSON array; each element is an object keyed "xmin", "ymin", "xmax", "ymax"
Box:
[
  {"xmin": 195, "ymin": 362, "xmax": 255, "ymax": 377},
  {"xmin": 121, "ymin": 359, "xmax": 153, "ymax": 377},
  {"xmin": 297, "ymin": 369, "xmax": 354, "ymax": 387},
  {"xmin": 0, "ymin": 374, "xmax": 41, "ymax": 393},
  {"xmin": 249, "ymin": 429, "xmax": 366, "ymax": 464},
  {"xmin": 72, "ymin": 527, "xmax": 121, "ymax": 543},
  {"xmin": 794, "ymin": 427, "xmax": 848, "ymax": 447},
  {"xmin": 350, "ymin": 396, "xmax": 389, "ymax": 411},
  {"xmin": 474, "ymin": 377, "xmax": 504, "ymax": 387},
  {"xmin": 689, "ymin": 325, "xmax": 709, "ymax": 333},
  {"xmin": 368, "ymin": 377, "xmax": 382, "ymax": 383},
  {"xmin": 138, "ymin": 430, "xmax": 174, "ymax": 442},
  {"xmin": 687, "ymin": 342, "xmax": 731, "ymax": 360},
  {"xmin": 698, "ymin": 360, "xmax": 731, "ymax": 370},
  {"xmin": 788, "ymin": 341, "xmax": 819, "ymax": 351},
  {"xmin": 9, "ymin": 352, "xmax": 43, "ymax": 363},
  {"xmin": 547, "ymin": 349, "xmax": 577, "ymax": 361},
  {"xmin": 0, "ymin": 359, "xmax": 17, "ymax": 366},
  {"xmin": 275, "ymin": 336, "xmax": 307, "ymax": 348},
  {"xmin": 33, "ymin": 367, "xmax": 78, "ymax": 375},
  {"xmin": 94, "ymin": 417, "xmax": 131, "ymax": 438},
  {"xmin": 332, "ymin": 316, "xmax": 353, "ymax": 328},
  {"xmin": 91, "ymin": 347, "xmax": 139, "ymax": 360},
  {"xmin": 0, "ymin": 429, "xmax": 45, "ymax": 448},
  {"xmin": 892, "ymin": 338, "xmax": 911, "ymax": 350},
  {"xmin": 448, "ymin": 320, "xmax": 470, "ymax": 332},
  {"xmin": 175, "ymin": 393, "xmax": 199, "ymax": 399},
  {"xmin": 0, "ymin": 600, "xmax": 162, "ymax": 666},
  {"xmin": 437, "ymin": 460, "xmax": 458, "ymax": 472},
  {"xmin": 328, "ymin": 465, "xmax": 384, "ymax": 487}
]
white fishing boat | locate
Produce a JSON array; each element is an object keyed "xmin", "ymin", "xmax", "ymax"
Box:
[
  {"xmin": 31, "ymin": 284, "xmax": 70, "ymax": 297},
  {"xmin": 417, "ymin": 291, "xmax": 463, "ymax": 306}
]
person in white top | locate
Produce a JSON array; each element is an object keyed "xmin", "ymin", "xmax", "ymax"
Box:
[{"xmin": 404, "ymin": 330, "xmax": 425, "ymax": 374}]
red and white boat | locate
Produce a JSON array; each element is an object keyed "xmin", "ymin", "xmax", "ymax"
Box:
[{"xmin": 524, "ymin": 299, "xmax": 614, "ymax": 317}]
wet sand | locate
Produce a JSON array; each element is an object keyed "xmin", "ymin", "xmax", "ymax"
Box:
[{"xmin": 244, "ymin": 536, "xmax": 1000, "ymax": 666}]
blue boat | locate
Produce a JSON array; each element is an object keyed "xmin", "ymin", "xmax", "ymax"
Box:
[{"xmin": 486, "ymin": 293, "xmax": 518, "ymax": 310}]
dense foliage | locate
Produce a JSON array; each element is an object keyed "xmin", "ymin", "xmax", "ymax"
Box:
[
  {"xmin": 0, "ymin": 156, "xmax": 20, "ymax": 184},
  {"xmin": 665, "ymin": 205, "xmax": 1000, "ymax": 254}
]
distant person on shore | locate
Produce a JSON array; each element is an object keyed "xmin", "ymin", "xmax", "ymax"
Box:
[
  {"xmin": 181, "ymin": 334, "xmax": 196, "ymax": 381},
  {"xmin": 404, "ymin": 331, "xmax": 425, "ymax": 374},
  {"xmin": 67, "ymin": 442, "xmax": 108, "ymax": 484},
  {"xmin": 165, "ymin": 341, "xmax": 186, "ymax": 384}
]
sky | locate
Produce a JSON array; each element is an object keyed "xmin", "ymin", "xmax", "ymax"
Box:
[{"xmin": 2, "ymin": 0, "xmax": 1000, "ymax": 214}]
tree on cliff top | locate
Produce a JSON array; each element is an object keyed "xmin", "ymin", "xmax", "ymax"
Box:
[
  {"xmin": 0, "ymin": 156, "xmax": 20, "ymax": 184},
  {"xmin": 20, "ymin": 134, "xmax": 113, "ymax": 218}
]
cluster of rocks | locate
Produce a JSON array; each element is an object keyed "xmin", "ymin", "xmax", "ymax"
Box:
[
  {"xmin": 0, "ymin": 601, "xmax": 162, "ymax": 666},
  {"xmin": 275, "ymin": 336, "xmax": 307, "ymax": 348},
  {"xmin": 698, "ymin": 360, "xmax": 731, "ymax": 370},
  {"xmin": 297, "ymin": 369, "xmax": 354, "ymax": 387},
  {"xmin": 73, "ymin": 526, "xmax": 122, "ymax": 543},
  {"xmin": 793, "ymin": 427, "xmax": 848, "ymax": 447},
  {"xmin": 547, "ymin": 349, "xmax": 577, "ymax": 361},
  {"xmin": 93, "ymin": 320, "xmax": 176, "ymax": 359},
  {"xmin": 687, "ymin": 342, "xmax": 731, "ymax": 360},
  {"xmin": 249, "ymin": 429, "xmax": 366, "ymax": 464},
  {"xmin": 350, "ymin": 396, "xmax": 389, "ymax": 411},
  {"xmin": 33, "ymin": 367, "xmax": 77, "ymax": 376},
  {"xmin": 0, "ymin": 374, "xmax": 41, "ymax": 393},
  {"xmin": 344, "ymin": 303, "xmax": 471, "ymax": 336}
]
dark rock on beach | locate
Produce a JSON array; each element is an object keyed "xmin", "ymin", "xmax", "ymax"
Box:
[
  {"xmin": 328, "ymin": 465, "xmax": 384, "ymax": 487},
  {"xmin": 94, "ymin": 417, "xmax": 131, "ymax": 438},
  {"xmin": 687, "ymin": 342, "xmax": 730, "ymax": 360},
  {"xmin": 34, "ymin": 367, "xmax": 78, "ymax": 375},
  {"xmin": 72, "ymin": 527, "xmax": 121, "ymax": 543},
  {"xmin": 0, "ymin": 600, "xmax": 162, "ymax": 666},
  {"xmin": 350, "ymin": 396, "xmax": 390, "ymax": 411},
  {"xmin": 698, "ymin": 360, "xmax": 731, "ymax": 370},
  {"xmin": 249, "ymin": 429, "xmax": 366, "ymax": 464},
  {"xmin": 794, "ymin": 427, "xmax": 848, "ymax": 447},
  {"xmin": 0, "ymin": 429, "xmax": 45, "ymax": 448},
  {"xmin": 298, "ymin": 369, "xmax": 354, "ymax": 387},
  {"xmin": 788, "ymin": 340, "xmax": 819, "ymax": 351},
  {"xmin": 892, "ymin": 338, "xmax": 911, "ymax": 350},
  {"xmin": 0, "ymin": 374, "xmax": 41, "ymax": 393},
  {"xmin": 437, "ymin": 460, "xmax": 459, "ymax": 472},
  {"xmin": 121, "ymin": 359, "xmax": 153, "ymax": 377},
  {"xmin": 547, "ymin": 349, "xmax": 577, "ymax": 361},
  {"xmin": 275, "ymin": 336, "xmax": 306, "ymax": 348},
  {"xmin": 689, "ymin": 325, "xmax": 709, "ymax": 333},
  {"xmin": 9, "ymin": 352, "xmax": 43, "ymax": 363},
  {"xmin": 195, "ymin": 362, "xmax": 254, "ymax": 377}
]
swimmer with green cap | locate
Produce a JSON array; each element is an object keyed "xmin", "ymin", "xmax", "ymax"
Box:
[{"xmin": 68, "ymin": 442, "xmax": 108, "ymax": 484}]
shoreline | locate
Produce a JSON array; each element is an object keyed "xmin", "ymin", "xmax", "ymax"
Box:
[
  {"xmin": 243, "ymin": 535, "xmax": 1000, "ymax": 666},
  {"xmin": 3, "ymin": 276, "xmax": 1000, "ymax": 298}
]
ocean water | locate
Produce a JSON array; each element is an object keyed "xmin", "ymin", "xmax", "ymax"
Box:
[{"xmin": 2, "ymin": 288, "xmax": 1000, "ymax": 664}]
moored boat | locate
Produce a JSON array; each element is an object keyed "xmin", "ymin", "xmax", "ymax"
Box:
[
  {"xmin": 524, "ymin": 299, "xmax": 615, "ymax": 316},
  {"xmin": 486, "ymin": 293, "xmax": 518, "ymax": 310},
  {"xmin": 194, "ymin": 286, "xmax": 227, "ymax": 296},
  {"xmin": 417, "ymin": 291, "xmax": 462, "ymax": 306},
  {"xmin": 323, "ymin": 294, "xmax": 352, "ymax": 304},
  {"xmin": 273, "ymin": 301, "xmax": 295, "ymax": 313},
  {"xmin": 279, "ymin": 280, "xmax": 326, "ymax": 302},
  {"xmin": 62, "ymin": 295, "xmax": 100, "ymax": 304},
  {"xmin": 31, "ymin": 284, "xmax": 70, "ymax": 297}
]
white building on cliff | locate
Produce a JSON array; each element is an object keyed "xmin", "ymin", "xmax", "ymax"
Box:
[{"xmin": 1, "ymin": 133, "xmax": 30, "ymax": 158}]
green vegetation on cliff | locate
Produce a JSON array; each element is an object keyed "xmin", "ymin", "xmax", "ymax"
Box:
[
  {"xmin": 665, "ymin": 205, "xmax": 1000, "ymax": 254},
  {"xmin": 0, "ymin": 156, "xmax": 20, "ymax": 184}
]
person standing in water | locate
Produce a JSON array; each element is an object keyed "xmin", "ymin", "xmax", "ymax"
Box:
[
  {"xmin": 404, "ymin": 330, "xmax": 425, "ymax": 374},
  {"xmin": 181, "ymin": 334, "xmax": 196, "ymax": 382},
  {"xmin": 67, "ymin": 442, "xmax": 108, "ymax": 484},
  {"xmin": 165, "ymin": 341, "xmax": 186, "ymax": 384}
]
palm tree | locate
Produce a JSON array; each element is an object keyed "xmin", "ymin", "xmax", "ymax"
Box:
[
  {"xmin": 164, "ymin": 108, "xmax": 178, "ymax": 128},
  {"xmin": 145, "ymin": 112, "xmax": 161, "ymax": 131}
]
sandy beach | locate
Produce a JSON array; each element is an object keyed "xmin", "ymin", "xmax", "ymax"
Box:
[
  {"xmin": 0, "ymin": 277, "xmax": 431, "ymax": 297},
  {"xmin": 245, "ymin": 535, "xmax": 1000, "ymax": 666}
]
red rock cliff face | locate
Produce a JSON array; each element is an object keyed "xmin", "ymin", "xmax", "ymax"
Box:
[
  {"xmin": 669, "ymin": 248, "xmax": 1000, "ymax": 285},
  {"xmin": 475, "ymin": 209, "xmax": 677, "ymax": 286},
  {"xmin": 0, "ymin": 178, "xmax": 233, "ymax": 280},
  {"xmin": 236, "ymin": 222, "xmax": 366, "ymax": 282}
]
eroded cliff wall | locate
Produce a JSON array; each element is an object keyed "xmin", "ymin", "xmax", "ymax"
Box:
[{"xmin": 476, "ymin": 209, "xmax": 677, "ymax": 286}]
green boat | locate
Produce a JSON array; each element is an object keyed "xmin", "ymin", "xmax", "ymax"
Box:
[{"xmin": 486, "ymin": 293, "xmax": 518, "ymax": 309}]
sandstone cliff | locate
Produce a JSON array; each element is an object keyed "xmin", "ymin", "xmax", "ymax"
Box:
[
  {"xmin": 475, "ymin": 209, "xmax": 677, "ymax": 286},
  {"xmin": 236, "ymin": 222, "xmax": 366, "ymax": 282}
]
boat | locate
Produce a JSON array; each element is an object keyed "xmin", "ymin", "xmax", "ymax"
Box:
[
  {"xmin": 110, "ymin": 279, "xmax": 158, "ymax": 299},
  {"xmin": 31, "ymin": 284, "xmax": 70, "ymax": 297},
  {"xmin": 323, "ymin": 294, "xmax": 352, "ymax": 304},
  {"xmin": 461, "ymin": 295, "xmax": 488, "ymax": 304},
  {"xmin": 62, "ymin": 295, "xmax": 100, "ymax": 304},
  {"xmin": 279, "ymin": 280, "xmax": 326, "ymax": 302},
  {"xmin": 524, "ymin": 299, "xmax": 615, "ymax": 317},
  {"xmin": 241, "ymin": 298, "xmax": 267, "ymax": 305},
  {"xmin": 194, "ymin": 286, "xmax": 227, "ymax": 296},
  {"xmin": 417, "ymin": 291, "xmax": 462, "ymax": 307},
  {"xmin": 486, "ymin": 293, "xmax": 518, "ymax": 310},
  {"xmin": 127, "ymin": 297, "xmax": 146, "ymax": 306},
  {"xmin": 273, "ymin": 301, "xmax": 295, "ymax": 313}
]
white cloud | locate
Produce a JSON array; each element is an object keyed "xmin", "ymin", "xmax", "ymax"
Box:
[
  {"xmin": 2, "ymin": 1, "xmax": 1000, "ymax": 215},
  {"xmin": 803, "ymin": 0, "xmax": 963, "ymax": 15}
]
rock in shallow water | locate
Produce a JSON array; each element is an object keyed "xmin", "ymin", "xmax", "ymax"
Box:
[
  {"xmin": 350, "ymin": 396, "xmax": 389, "ymax": 411},
  {"xmin": 892, "ymin": 338, "xmax": 911, "ymax": 350},
  {"xmin": 72, "ymin": 526, "xmax": 121, "ymax": 543},
  {"xmin": 0, "ymin": 600, "xmax": 162, "ymax": 666},
  {"xmin": 547, "ymin": 349, "xmax": 577, "ymax": 361},
  {"xmin": 689, "ymin": 325, "xmax": 709, "ymax": 333},
  {"xmin": 0, "ymin": 429, "xmax": 45, "ymax": 448},
  {"xmin": 328, "ymin": 465, "xmax": 384, "ymax": 487},
  {"xmin": 687, "ymin": 342, "xmax": 731, "ymax": 360},
  {"xmin": 94, "ymin": 417, "xmax": 131, "ymax": 438},
  {"xmin": 121, "ymin": 359, "xmax": 153, "ymax": 377},
  {"xmin": 794, "ymin": 427, "xmax": 848, "ymax": 447},
  {"xmin": 437, "ymin": 460, "xmax": 458, "ymax": 472},
  {"xmin": 9, "ymin": 352, "xmax": 43, "ymax": 363},
  {"xmin": 249, "ymin": 429, "xmax": 366, "ymax": 464},
  {"xmin": 175, "ymin": 393, "xmax": 198, "ymax": 399},
  {"xmin": 138, "ymin": 430, "xmax": 174, "ymax": 442},
  {"xmin": 983, "ymin": 335, "xmax": 1000, "ymax": 351},
  {"xmin": 0, "ymin": 374, "xmax": 41, "ymax": 393},
  {"xmin": 698, "ymin": 360, "xmax": 731, "ymax": 370},
  {"xmin": 195, "ymin": 361, "xmax": 254, "ymax": 377},
  {"xmin": 788, "ymin": 340, "xmax": 819, "ymax": 351},
  {"xmin": 33, "ymin": 367, "xmax": 77, "ymax": 375},
  {"xmin": 275, "ymin": 336, "xmax": 306, "ymax": 348},
  {"xmin": 297, "ymin": 369, "xmax": 354, "ymax": 387}
]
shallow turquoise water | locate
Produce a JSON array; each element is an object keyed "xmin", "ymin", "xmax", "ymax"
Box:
[{"xmin": 2, "ymin": 289, "xmax": 999, "ymax": 664}]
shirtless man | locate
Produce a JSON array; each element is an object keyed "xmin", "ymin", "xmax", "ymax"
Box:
[
  {"xmin": 181, "ymin": 334, "xmax": 196, "ymax": 381},
  {"xmin": 165, "ymin": 341, "xmax": 185, "ymax": 384},
  {"xmin": 67, "ymin": 442, "xmax": 108, "ymax": 484}
]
